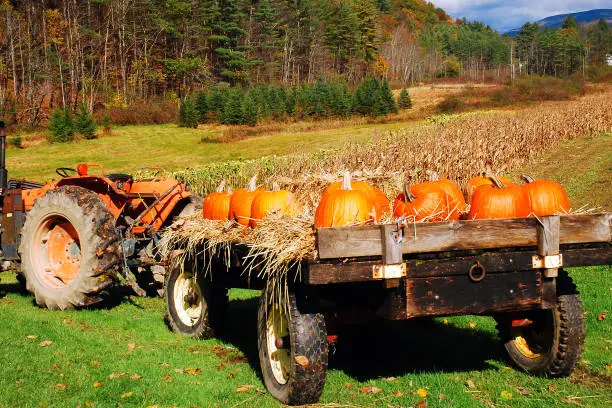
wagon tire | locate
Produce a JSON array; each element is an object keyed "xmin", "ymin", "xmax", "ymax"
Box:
[
  {"xmin": 257, "ymin": 289, "xmax": 328, "ymax": 405},
  {"xmin": 18, "ymin": 186, "xmax": 120, "ymax": 310},
  {"xmin": 164, "ymin": 262, "xmax": 228, "ymax": 339},
  {"xmin": 496, "ymin": 270, "xmax": 585, "ymax": 377}
]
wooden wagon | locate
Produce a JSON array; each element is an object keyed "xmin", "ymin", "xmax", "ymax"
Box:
[{"xmin": 164, "ymin": 213, "xmax": 611, "ymax": 405}]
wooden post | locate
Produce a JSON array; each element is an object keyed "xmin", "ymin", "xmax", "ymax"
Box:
[
  {"xmin": 537, "ymin": 215, "xmax": 560, "ymax": 278},
  {"xmin": 381, "ymin": 224, "xmax": 402, "ymax": 265}
]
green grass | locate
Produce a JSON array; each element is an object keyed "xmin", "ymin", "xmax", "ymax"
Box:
[{"xmin": 7, "ymin": 121, "xmax": 415, "ymax": 182}]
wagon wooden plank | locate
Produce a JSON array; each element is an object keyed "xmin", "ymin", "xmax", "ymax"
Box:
[{"xmin": 316, "ymin": 214, "xmax": 611, "ymax": 260}]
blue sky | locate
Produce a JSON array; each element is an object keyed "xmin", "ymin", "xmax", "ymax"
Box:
[{"xmin": 434, "ymin": 0, "xmax": 612, "ymax": 33}]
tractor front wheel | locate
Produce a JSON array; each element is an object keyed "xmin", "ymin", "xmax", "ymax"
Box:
[
  {"xmin": 257, "ymin": 289, "xmax": 328, "ymax": 405},
  {"xmin": 164, "ymin": 263, "xmax": 228, "ymax": 338},
  {"xmin": 19, "ymin": 186, "xmax": 121, "ymax": 310}
]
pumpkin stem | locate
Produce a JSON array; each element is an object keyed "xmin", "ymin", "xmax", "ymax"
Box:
[
  {"xmin": 227, "ymin": 186, "xmax": 233, "ymax": 195},
  {"xmin": 271, "ymin": 181, "xmax": 280, "ymax": 191},
  {"xmin": 216, "ymin": 179, "xmax": 226, "ymax": 193},
  {"xmin": 484, "ymin": 168, "xmax": 506, "ymax": 189},
  {"xmin": 403, "ymin": 182, "xmax": 416, "ymax": 202},
  {"xmin": 483, "ymin": 160, "xmax": 493, "ymax": 176},
  {"xmin": 521, "ymin": 174, "xmax": 535, "ymax": 183},
  {"xmin": 341, "ymin": 171, "xmax": 352, "ymax": 190},
  {"xmin": 247, "ymin": 175, "xmax": 257, "ymax": 191}
]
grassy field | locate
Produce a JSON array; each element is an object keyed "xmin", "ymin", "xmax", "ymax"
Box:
[{"xmin": 1, "ymin": 130, "xmax": 610, "ymax": 407}]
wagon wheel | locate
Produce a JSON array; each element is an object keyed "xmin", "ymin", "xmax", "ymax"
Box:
[
  {"xmin": 19, "ymin": 186, "xmax": 120, "ymax": 310},
  {"xmin": 495, "ymin": 270, "xmax": 585, "ymax": 377},
  {"xmin": 257, "ymin": 289, "xmax": 328, "ymax": 405},
  {"xmin": 164, "ymin": 262, "xmax": 227, "ymax": 338}
]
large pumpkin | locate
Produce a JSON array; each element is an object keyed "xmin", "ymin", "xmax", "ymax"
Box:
[
  {"xmin": 203, "ymin": 181, "xmax": 232, "ymax": 220},
  {"xmin": 315, "ymin": 172, "xmax": 374, "ymax": 228},
  {"xmin": 229, "ymin": 176, "xmax": 264, "ymax": 226},
  {"xmin": 468, "ymin": 176, "xmax": 530, "ymax": 220},
  {"xmin": 465, "ymin": 175, "xmax": 514, "ymax": 202},
  {"xmin": 250, "ymin": 183, "xmax": 301, "ymax": 227},
  {"xmin": 321, "ymin": 176, "xmax": 389, "ymax": 221},
  {"xmin": 428, "ymin": 173, "xmax": 466, "ymax": 218},
  {"xmin": 521, "ymin": 174, "xmax": 571, "ymax": 216}
]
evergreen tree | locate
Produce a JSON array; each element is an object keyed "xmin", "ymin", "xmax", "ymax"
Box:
[
  {"xmin": 179, "ymin": 98, "xmax": 199, "ymax": 128},
  {"xmin": 220, "ymin": 90, "xmax": 246, "ymax": 124},
  {"xmin": 253, "ymin": 0, "xmax": 282, "ymax": 80},
  {"xmin": 195, "ymin": 91, "xmax": 209, "ymax": 122},
  {"xmin": 74, "ymin": 104, "xmax": 97, "ymax": 139},
  {"xmin": 354, "ymin": 76, "xmax": 385, "ymax": 116},
  {"xmin": 244, "ymin": 94, "xmax": 258, "ymax": 126},
  {"xmin": 588, "ymin": 18, "xmax": 611, "ymax": 65},
  {"xmin": 354, "ymin": 0, "xmax": 379, "ymax": 62},
  {"xmin": 381, "ymin": 79, "xmax": 398, "ymax": 114},
  {"xmin": 213, "ymin": 0, "xmax": 250, "ymax": 83},
  {"xmin": 325, "ymin": 0, "xmax": 360, "ymax": 72},
  {"xmin": 398, "ymin": 88, "xmax": 412, "ymax": 109},
  {"xmin": 48, "ymin": 108, "xmax": 75, "ymax": 143},
  {"xmin": 561, "ymin": 15, "xmax": 578, "ymax": 30}
]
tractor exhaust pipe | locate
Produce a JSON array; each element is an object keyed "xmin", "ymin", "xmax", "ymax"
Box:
[{"xmin": 0, "ymin": 120, "xmax": 6, "ymax": 196}]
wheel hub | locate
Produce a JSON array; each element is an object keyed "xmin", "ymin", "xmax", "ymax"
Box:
[
  {"xmin": 173, "ymin": 272, "xmax": 203, "ymax": 327},
  {"xmin": 266, "ymin": 309, "xmax": 291, "ymax": 385}
]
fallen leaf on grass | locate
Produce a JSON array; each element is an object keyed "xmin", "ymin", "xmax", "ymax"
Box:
[
  {"xmin": 295, "ymin": 355, "xmax": 309, "ymax": 368},
  {"xmin": 605, "ymin": 364, "xmax": 612, "ymax": 371},
  {"xmin": 598, "ymin": 312, "xmax": 606, "ymax": 321},
  {"xmin": 85, "ymin": 402, "xmax": 95, "ymax": 407},
  {"xmin": 256, "ymin": 388, "xmax": 266, "ymax": 395},
  {"xmin": 109, "ymin": 373, "xmax": 126, "ymax": 379},
  {"xmin": 468, "ymin": 321, "xmax": 476, "ymax": 329},
  {"xmin": 516, "ymin": 387, "xmax": 531, "ymax": 396},
  {"xmin": 130, "ymin": 373, "xmax": 142, "ymax": 380},
  {"xmin": 93, "ymin": 381, "xmax": 103, "ymax": 388},
  {"xmin": 174, "ymin": 368, "xmax": 184, "ymax": 373},
  {"xmin": 39, "ymin": 340, "xmax": 53, "ymax": 347},
  {"xmin": 53, "ymin": 383, "xmax": 66, "ymax": 390},
  {"xmin": 127, "ymin": 343, "xmax": 135, "ymax": 352},
  {"xmin": 392, "ymin": 391, "xmax": 403, "ymax": 397},
  {"xmin": 344, "ymin": 383, "xmax": 352, "ymax": 388},
  {"xmin": 385, "ymin": 377, "xmax": 396, "ymax": 382},
  {"xmin": 416, "ymin": 388, "xmax": 428, "ymax": 398},
  {"xmin": 159, "ymin": 363, "xmax": 170, "ymax": 367},
  {"xmin": 120, "ymin": 392, "xmax": 133, "ymax": 399},
  {"xmin": 161, "ymin": 374, "xmax": 173, "ymax": 383},
  {"xmin": 145, "ymin": 405, "xmax": 158, "ymax": 408},
  {"xmin": 359, "ymin": 386, "xmax": 382, "ymax": 394},
  {"xmin": 26, "ymin": 335, "xmax": 38, "ymax": 340},
  {"xmin": 184, "ymin": 367, "xmax": 201, "ymax": 376},
  {"xmin": 548, "ymin": 385, "xmax": 556, "ymax": 392},
  {"xmin": 500, "ymin": 390, "xmax": 513, "ymax": 400},
  {"xmin": 417, "ymin": 401, "xmax": 427, "ymax": 408},
  {"xmin": 91, "ymin": 361, "xmax": 101, "ymax": 367},
  {"xmin": 466, "ymin": 379, "xmax": 476, "ymax": 389},
  {"xmin": 443, "ymin": 319, "xmax": 449, "ymax": 325},
  {"xmin": 438, "ymin": 393, "xmax": 446, "ymax": 400},
  {"xmin": 235, "ymin": 385, "xmax": 253, "ymax": 393}
]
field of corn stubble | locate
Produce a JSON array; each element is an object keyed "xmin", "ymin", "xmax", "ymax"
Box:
[{"xmin": 173, "ymin": 90, "xmax": 612, "ymax": 209}]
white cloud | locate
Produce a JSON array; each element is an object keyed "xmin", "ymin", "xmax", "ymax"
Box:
[{"xmin": 432, "ymin": 0, "xmax": 611, "ymax": 32}]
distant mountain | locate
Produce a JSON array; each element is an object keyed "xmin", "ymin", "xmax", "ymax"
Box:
[{"xmin": 506, "ymin": 9, "xmax": 612, "ymax": 36}]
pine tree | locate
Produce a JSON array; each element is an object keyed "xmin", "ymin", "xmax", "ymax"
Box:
[
  {"xmin": 180, "ymin": 98, "xmax": 199, "ymax": 128},
  {"xmin": 244, "ymin": 94, "xmax": 258, "ymax": 126},
  {"xmin": 213, "ymin": 0, "xmax": 250, "ymax": 84},
  {"xmin": 48, "ymin": 108, "xmax": 75, "ymax": 143},
  {"xmin": 195, "ymin": 91, "xmax": 209, "ymax": 122},
  {"xmin": 74, "ymin": 104, "xmax": 97, "ymax": 139},
  {"xmin": 354, "ymin": 76, "xmax": 385, "ymax": 116},
  {"xmin": 381, "ymin": 79, "xmax": 398, "ymax": 114},
  {"xmin": 220, "ymin": 90, "xmax": 246, "ymax": 124},
  {"xmin": 398, "ymin": 88, "xmax": 412, "ymax": 109},
  {"xmin": 325, "ymin": 0, "xmax": 360, "ymax": 72}
]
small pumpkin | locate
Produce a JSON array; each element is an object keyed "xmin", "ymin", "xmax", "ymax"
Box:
[
  {"xmin": 203, "ymin": 180, "xmax": 233, "ymax": 220},
  {"xmin": 467, "ymin": 176, "xmax": 530, "ymax": 220},
  {"xmin": 321, "ymin": 176, "xmax": 389, "ymax": 221},
  {"xmin": 465, "ymin": 163, "xmax": 514, "ymax": 202},
  {"xmin": 250, "ymin": 182, "xmax": 301, "ymax": 227},
  {"xmin": 393, "ymin": 182, "xmax": 449, "ymax": 222},
  {"xmin": 521, "ymin": 174, "xmax": 571, "ymax": 216},
  {"xmin": 315, "ymin": 172, "xmax": 374, "ymax": 228},
  {"xmin": 229, "ymin": 176, "xmax": 264, "ymax": 226}
]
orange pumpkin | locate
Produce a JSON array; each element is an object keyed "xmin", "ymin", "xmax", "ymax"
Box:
[
  {"xmin": 431, "ymin": 177, "xmax": 467, "ymax": 219},
  {"xmin": 250, "ymin": 183, "xmax": 300, "ymax": 227},
  {"xmin": 521, "ymin": 174, "xmax": 571, "ymax": 216},
  {"xmin": 466, "ymin": 175, "xmax": 514, "ymax": 202},
  {"xmin": 203, "ymin": 181, "xmax": 232, "ymax": 220},
  {"xmin": 321, "ymin": 176, "xmax": 389, "ymax": 221},
  {"xmin": 468, "ymin": 176, "xmax": 530, "ymax": 220},
  {"xmin": 229, "ymin": 176, "xmax": 264, "ymax": 226},
  {"xmin": 393, "ymin": 181, "xmax": 451, "ymax": 222},
  {"xmin": 315, "ymin": 172, "xmax": 374, "ymax": 228}
]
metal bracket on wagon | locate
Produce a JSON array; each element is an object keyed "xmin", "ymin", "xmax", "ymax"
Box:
[
  {"xmin": 372, "ymin": 263, "xmax": 407, "ymax": 279},
  {"xmin": 532, "ymin": 254, "xmax": 563, "ymax": 269}
]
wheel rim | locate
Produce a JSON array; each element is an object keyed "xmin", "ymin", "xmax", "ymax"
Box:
[
  {"xmin": 266, "ymin": 308, "xmax": 291, "ymax": 385},
  {"xmin": 173, "ymin": 271, "xmax": 203, "ymax": 327},
  {"xmin": 32, "ymin": 214, "xmax": 81, "ymax": 288},
  {"xmin": 512, "ymin": 311, "xmax": 554, "ymax": 359}
]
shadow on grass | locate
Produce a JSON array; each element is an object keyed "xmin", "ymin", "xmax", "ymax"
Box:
[{"xmin": 220, "ymin": 297, "xmax": 503, "ymax": 382}]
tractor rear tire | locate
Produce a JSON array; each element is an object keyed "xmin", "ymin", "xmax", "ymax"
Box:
[
  {"xmin": 496, "ymin": 270, "xmax": 585, "ymax": 377},
  {"xmin": 257, "ymin": 290, "xmax": 328, "ymax": 405},
  {"xmin": 164, "ymin": 262, "xmax": 228, "ymax": 338},
  {"xmin": 19, "ymin": 186, "xmax": 121, "ymax": 310}
]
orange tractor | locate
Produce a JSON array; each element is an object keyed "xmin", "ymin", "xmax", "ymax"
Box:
[{"xmin": 0, "ymin": 120, "xmax": 199, "ymax": 309}]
